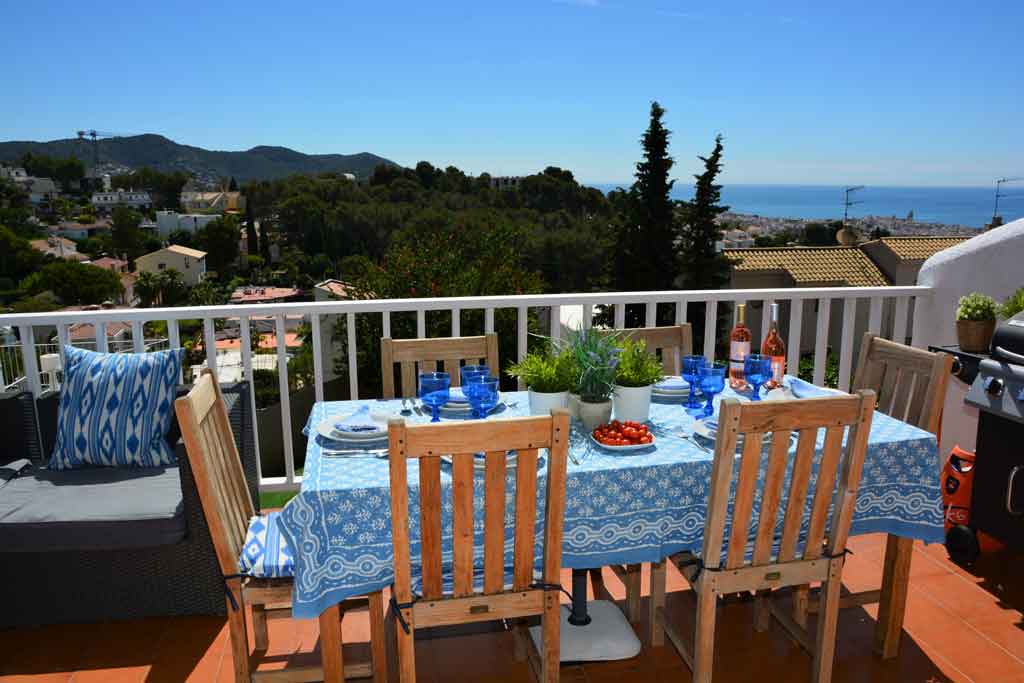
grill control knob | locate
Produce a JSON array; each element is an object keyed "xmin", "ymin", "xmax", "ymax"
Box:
[{"xmin": 984, "ymin": 377, "xmax": 1004, "ymax": 397}]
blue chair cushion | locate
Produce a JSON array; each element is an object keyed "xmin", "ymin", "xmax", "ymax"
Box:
[
  {"xmin": 239, "ymin": 512, "xmax": 295, "ymax": 579},
  {"xmin": 49, "ymin": 346, "xmax": 184, "ymax": 470}
]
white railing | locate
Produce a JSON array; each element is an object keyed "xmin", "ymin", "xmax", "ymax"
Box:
[
  {"xmin": 0, "ymin": 285, "xmax": 931, "ymax": 492},
  {"xmin": 1, "ymin": 338, "xmax": 170, "ymax": 392}
]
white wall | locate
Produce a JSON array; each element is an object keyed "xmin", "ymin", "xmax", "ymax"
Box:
[{"xmin": 912, "ymin": 218, "xmax": 1024, "ymax": 458}]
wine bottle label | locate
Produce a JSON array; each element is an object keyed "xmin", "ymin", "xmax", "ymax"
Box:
[
  {"xmin": 729, "ymin": 341, "xmax": 750, "ymax": 372},
  {"xmin": 771, "ymin": 356, "xmax": 785, "ymax": 383}
]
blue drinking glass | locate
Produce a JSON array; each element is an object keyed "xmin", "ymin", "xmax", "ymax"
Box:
[
  {"xmin": 697, "ymin": 362, "xmax": 727, "ymax": 420},
  {"xmin": 460, "ymin": 364, "xmax": 489, "ymax": 387},
  {"xmin": 681, "ymin": 355, "xmax": 707, "ymax": 415},
  {"xmin": 418, "ymin": 371, "xmax": 451, "ymax": 423},
  {"xmin": 743, "ymin": 354, "xmax": 772, "ymax": 401},
  {"xmin": 466, "ymin": 375, "xmax": 499, "ymax": 419}
]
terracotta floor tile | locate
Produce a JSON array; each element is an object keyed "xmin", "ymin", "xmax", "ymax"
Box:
[{"xmin": 0, "ymin": 676, "xmax": 72, "ymax": 683}]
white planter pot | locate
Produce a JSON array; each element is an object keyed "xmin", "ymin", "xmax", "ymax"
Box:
[
  {"xmin": 577, "ymin": 400, "xmax": 613, "ymax": 431},
  {"xmin": 528, "ymin": 389, "xmax": 569, "ymax": 416},
  {"xmin": 613, "ymin": 384, "xmax": 652, "ymax": 423}
]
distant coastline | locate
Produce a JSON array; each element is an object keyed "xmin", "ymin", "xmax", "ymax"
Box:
[{"xmin": 586, "ymin": 182, "xmax": 1016, "ymax": 230}]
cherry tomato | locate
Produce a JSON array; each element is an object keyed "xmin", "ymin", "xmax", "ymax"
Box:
[{"xmin": 640, "ymin": 435, "xmax": 652, "ymax": 444}]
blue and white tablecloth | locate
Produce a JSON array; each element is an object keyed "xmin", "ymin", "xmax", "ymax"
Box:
[{"xmin": 277, "ymin": 384, "xmax": 944, "ymax": 619}]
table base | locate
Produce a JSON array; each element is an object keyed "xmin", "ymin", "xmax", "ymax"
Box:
[{"xmin": 530, "ymin": 600, "xmax": 642, "ymax": 662}]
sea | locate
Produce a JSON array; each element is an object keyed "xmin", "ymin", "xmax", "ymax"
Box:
[{"xmin": 587, "ymin": 183, "xmax": 1024, "ymax": 229}]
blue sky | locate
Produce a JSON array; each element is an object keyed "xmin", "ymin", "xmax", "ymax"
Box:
[{"xmin": 2, "ymin": 1, "xmax": 1021, "ymax": 186}]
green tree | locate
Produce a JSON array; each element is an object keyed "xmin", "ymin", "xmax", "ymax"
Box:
[
  {"xmin": 260, "ymin": 218, "xmax": 272, "ymax": 262},
  {"xmin": 111, "ymin": 206, "xmax": 144, "ymax": 259},
  {"xmin": 0, "ymin": 225, "xmax": 46, "ymax": 286},
  {"xmin": 245, "ymin": 201, "xmax": 259, "ymax": 256},
  {"xmin": 21, "ymin": 261, "xmax": 123, "ymax": 305},
  {"xmin": 135, "ymin": 271, "xmax": 161, "ymax": 307},
  {"xmin": 678, "ymin": 134, "xmax": 731, "ymax": 353},
  {"xmin": 188, "ymin": 279, "xmax": 230, "ymax": 306},
  {"xmin": 194, "ymin": 215, "xmax": 241, "ymax": 277}
]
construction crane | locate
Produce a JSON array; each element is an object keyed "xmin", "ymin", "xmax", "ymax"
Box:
[{"xmin": 75, "ymin": 129, "xmax": 123, "ymax": 170}]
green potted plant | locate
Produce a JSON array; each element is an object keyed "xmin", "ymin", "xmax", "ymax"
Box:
[
  {"xmin": 998, "ymin": 287, "xmax": 1024, "ymax": 321},
  {"xmin": 558, "ymin": 326, "xmax": 622, "ymax": 430},
  {"xmin": 956, "ymin": 292, "xmax": 997, "ymax": 353},
  {"xmin": 613, "ymin": 339, "xmax": 664, "ymax": 423},
  {"xmin": 506, "ymin": 346, "xmax": 576, "ymax": 415}
]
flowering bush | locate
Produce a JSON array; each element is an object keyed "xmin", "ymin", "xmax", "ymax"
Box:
[
  {"xmin": 998, "ymin": 287, "xmax": 1024, "ymax": 320},
  {"xmin": 956, "ymin": 292, "xmax": 997, "ymax": 322}
]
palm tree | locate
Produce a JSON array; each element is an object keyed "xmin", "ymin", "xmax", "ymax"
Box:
[{"xmin": 135, "ymin": 271, "xmax": 161, "ymax": 307}]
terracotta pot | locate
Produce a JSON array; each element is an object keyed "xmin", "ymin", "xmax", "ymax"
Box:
[
  {"xmin": 613, "ymin": 384, "xmax": 652, "ymax": 423},
  {"xmin": 528, "ymin": 389, "xmax": 569, "ymax": 416},
  {"xmin": 956, "ymin": 319, "xmax": 996, "ymax": 353},
  {"xmin": 577, "ymin": 399, "xmax": 613, "ymax": 430}
]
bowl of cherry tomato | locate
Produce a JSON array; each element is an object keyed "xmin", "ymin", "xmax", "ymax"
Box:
[{"xmin": 590, "ymin": 420, "xmax": 656, "ymax": 451}]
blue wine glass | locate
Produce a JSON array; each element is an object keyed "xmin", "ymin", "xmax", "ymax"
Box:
[
  {"xmin": 697, "ymin": 362, "xmax": 727, "ymax": 420},
  {"xmin": 681, "ymin": 355, "xmax": 707, "ymax": 415},
  {"xmin": 418, "ymin": 371, "xmax": 451, "ymax": 423},
  {"xmin": 743, "ymin": 354, "xmax": 772, "ymax": 401},
  {"xmin": 466, "ymin": 375, "xmax": 499, "ymax": 419},
  {"xmin": 460, "ymin": 364, "xmax": 489, "ymax": 387}
]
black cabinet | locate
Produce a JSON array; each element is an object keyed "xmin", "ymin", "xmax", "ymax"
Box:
[{"xmin": 970, "ymin": 412, "xmax": 1024, "ymax": 549}]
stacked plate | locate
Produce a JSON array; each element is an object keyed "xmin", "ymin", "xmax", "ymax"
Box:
[
  {"xmin": 316, "ymin": 413, "xmax": 389, "ymax": 455},
  {"xmin": 652, "ymin": 376, "xmax": 691, "ymax": 401},
  {"xmin": 438, "ymin": 388, "xmax": 505, "ymax": 417}
]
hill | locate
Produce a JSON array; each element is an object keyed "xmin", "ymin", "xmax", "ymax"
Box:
[{"xmin": 0, "ymin": 134, "xmax": 397, "ymax": 182}]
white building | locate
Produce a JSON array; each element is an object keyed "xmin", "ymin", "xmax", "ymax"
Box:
[
  {"xmin": 489, "ymin": 176, "xmax": 523, "ymax": 191},
  {"xmin": 135, "ymin": 244, "xmax": 208, "ymax": 287},
  {"xmin": 91, "ymin": 189, "xmax": 153, "ymax": 211},
  {"xmin": 155, "ymin": 210, "xmax": 219, "ymax": 237},
  {"xmin": 0, "ymin": 166, "xmax": 28, "ymax": 181}
]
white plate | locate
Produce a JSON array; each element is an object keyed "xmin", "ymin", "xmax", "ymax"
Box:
[
  {"xmin": 589, "ymin": 433, "xmax": 657, "ymax": 452},
  {"xmin": 316, "ymin": 414, "xmax": 389, "ymax": 442},
  {"xmin": 691, "ymin": 420, "xmax": 797, "ymax": 447},
  {"xmin": 439, "ymin": 399, "xmax": 505, "ymax": 416}
]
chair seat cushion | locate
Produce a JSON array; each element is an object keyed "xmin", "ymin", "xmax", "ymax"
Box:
[
  {"xmin": 239, "ymin": 512, "xmax": 295, "ymax": 578},
  {"xmin": 0, "ymin": 465, "xmax": 186, "ymax": 552}
]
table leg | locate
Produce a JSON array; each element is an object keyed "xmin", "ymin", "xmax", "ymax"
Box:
[
  {"xmin": 874, "ymin": 533, "xmax": 913, "ymax": 659},
  {"xmin": 319, "ymin": 602, "xmax": 344, "ymax": 682},
  {"xmin": 649, "ymin": 560, "xmax": 666, "ymax": 647},
  {"xmin": 568, "ymin": 569, "xmax": 591, "ymax": 626}
]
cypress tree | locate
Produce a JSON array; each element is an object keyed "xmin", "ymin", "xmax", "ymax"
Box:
[
  {"xmin": 245, "ymin": 201, "xmax": 259, "ymax": 256},
  {"xmin": 260, "ymin": 218, "xmax": 272, "ymax": 263}
]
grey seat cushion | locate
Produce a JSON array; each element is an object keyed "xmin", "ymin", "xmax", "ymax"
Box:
[{"xmin": 0, "ymin": 465, "xmax": 185, "ymax": 552}]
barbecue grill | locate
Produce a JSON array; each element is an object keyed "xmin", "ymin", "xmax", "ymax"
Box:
[{"xmin": 955, "ymin": 310, "xmax": 1024, "ymax": 559}]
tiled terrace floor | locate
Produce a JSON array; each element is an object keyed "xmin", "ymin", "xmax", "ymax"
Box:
[{"xmin": 3, "ymin": 534, "xmax": 1023, "ymax": 683}]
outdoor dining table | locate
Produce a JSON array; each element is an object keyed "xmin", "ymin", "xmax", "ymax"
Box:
[{"xmin": 276, "ymin": 379, "xmax": 944, "ymax": 672}]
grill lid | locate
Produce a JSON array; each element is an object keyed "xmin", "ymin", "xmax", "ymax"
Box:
[{"xmin": 991, "ymin": 310, "xmax": 1024, "ymax": 366}]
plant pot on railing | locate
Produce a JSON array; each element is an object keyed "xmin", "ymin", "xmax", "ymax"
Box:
[
  {"xmin": 955, "ymin": 293, "xmax": 998, "ymax": 354},
  {"xmin": 956, "ymin": 319, "xmax": 996, "ymax": 353}
]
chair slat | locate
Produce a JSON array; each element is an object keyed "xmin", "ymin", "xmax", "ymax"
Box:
[
  {"xmin": 890, "ymin": 371, "xmax": 914, "ymax": 423},
  {"xmin": 725, "ymin": 433, "xmax": 763, "ymax": 569},
  {"xmin": 905, "ymin": 372, "xmax": 929, "ymax": 428},
  {"xmin": 803, "ymin": 426, "xmax": 845, "ymax": 560},
  {"xmin": 513, "ymin": 448, "xmax": 539, "ymax": 590},
  {"xmin": 387, "ymin": 421, "xmax": 414, "ymax": 607},
  {"xmin": 418, "ymin": 456, "xmax": 443, "ymax": 600},
  {"xmin": 444, "ymin": 358, "xmax": 459, "ymax": 384},
  {"xmin": 542, "ymin": 414, "xmax": 570, "ymax": 583},
  {"xmin": 451, "ymin": 452, "xmax": 475, "ymax": 597},
  {"xmin": 752, "ymin": 429, "xmax": 792, "ymax": 565},
  {"xmin": 400, "ymin": 361, "xmax": 417, "ymax": 399},
  {"xmin": 778, "ymin": 428, "xmax": 817, "ymax": 562},
  {"xmin": 877, "ymin": 363, "xmax": 901, "ymax": 415},
  {"xmin": 702, "ymin": 400, "xmax": 740, "ymax": 570},
  {"xmin": 826, "ymin": 395, "xmax": 876, "ymax": 555},
  {"xmin": 483, "ymin": 451, "xmax": 507, "ymax": 594}
]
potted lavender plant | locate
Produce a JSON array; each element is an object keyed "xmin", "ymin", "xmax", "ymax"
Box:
[{"xmin": 560, "ymin": 327, "xmax": 621, "ymax": 430}]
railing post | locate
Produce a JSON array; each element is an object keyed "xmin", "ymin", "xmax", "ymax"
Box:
[
  {"xmin": 203, "ymin": 318, "xmax": 217, "ymax": 381},
  {"xmin": 168, "ymin": 320, "xmax": 182, "ymax": 383},
  {"xmin": 131, "ymin": 320, "xmax": 145, "ymax": 354},
  {"xmin": 484, "ymin": 308, "xmax": 495, "ymax": 334},
  {"xmin": 18, "ymin": 325, "xmax": 41, "ymax": 397},
  {"xmin": 311, "ymin": 313, "xmax": 324, "ymax": 404},
  {"xmin": 787, "ymin": 300, "xmax": 803, "ymax": 377},
  {"xmin": 676, "ymin": 298, "xmax": 688, "ymax": 325},
  {"xmin": 451, "ymin": 307, "xmax": 460, "ymax": 337},
  {"xmin": 837, "ymin": 298, "xmax": 857, "ymax": 392},
  {"xmin": 549, "ymin": 305, "xmax": 561, "ymax": 341},
  {"xmin": 94, "ymin": 320, "xmax": 108, "ymax": 353},
  {"xmin": 516, "ymin": 306, "xmax": 528, "ymax": 390},
  {"xmin": 893, "ymin": 297, "xmax": 909, "ymax": 345},
  {"xmin": 868, "ymin": 297, "xmax": 883, "ymax": 336},
  {"xmin": 239, "ymin": 317, "xmax": 263, "ymax": 482},
  {"xmin": 614, "ymin": 303, "xmax": 625, "ymax": 329},
  {"xmin": 645, "ymin": 300, "xmax": 657, "ymax": 328},
  {"xmin": 275, "ymin": 315, "xmax": 295, "ymax": 486},
  {"xmin": 703, "ymin": 300, "xmax": 718, "ymax": 362},
  {"xmin": 813, "ymin": 298, "xmax": 832, "ymax": 386},
  {"xmin": 416, "ymin": 309, "xmax": 426, "ymax": 339},
  {"xmin": 347, "ymin": 312, "xmax": 358, "ymax": 400}
]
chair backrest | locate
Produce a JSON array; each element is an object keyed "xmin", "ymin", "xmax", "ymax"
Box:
[
  {"xmin": 381, "ymin": 334, "xmax": 500, "ymax": 399},
  {"xmin": 175, "ymin": 369, "xmax": 255, "ymax": 577},
  {"xmin": 387, "ymin": 410, "xmax": 570, "ymax": 605},
  {"xmin": 599, "ymin": 325, "xmax": 693, "ymax": 375},
  {"xmin": 703, "ymin": 391, "xmax": 876, "ymax": 572},
  {"xmin": 851, "ymin": 332, "xmax": 951, "ymax": 435}
]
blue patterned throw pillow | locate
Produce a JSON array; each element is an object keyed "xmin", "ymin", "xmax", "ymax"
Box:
[{"xmin": 49, "ymin": 346, "xmax": 185, "ymax": 470}]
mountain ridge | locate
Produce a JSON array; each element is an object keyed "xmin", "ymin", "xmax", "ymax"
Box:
[{"xmin": 0, "ymin": 134, "xmax": 397, "ymax": 182}]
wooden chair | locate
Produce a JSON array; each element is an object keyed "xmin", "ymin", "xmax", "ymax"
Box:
[
  {"xmin": 381, "ymin": 333, "xmax": 500, "ymax": 398},
  {"xmin": 600, "ymin": 324, "xmax": 694, "ymax": 375},
  {"xmin": 386, "ymin": 410, "xmax": 571, "ymax": 683},
  {"xmin": 657, "ymin": 391, "xmax": 877, "ymax": 683},
  {"xmin": 175, "ymin": 370, "xmax": 387, "ymax": 683},
  {"xmin": 594, "ymin": 324, "xmax": 693, "ymax": 623},
  {"xmin": 795, "ymin": 333, "xmax": 952, "ymax": 657}
]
